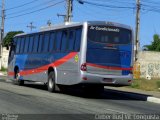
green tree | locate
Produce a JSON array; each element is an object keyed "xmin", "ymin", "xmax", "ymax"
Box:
[
  {"xmin": 146, "ymin": 34, "xmax": 160, "ymax": 51},
  {"xmin": 2, "ymin": 31, "xmax": 24, "ymax": 47}
]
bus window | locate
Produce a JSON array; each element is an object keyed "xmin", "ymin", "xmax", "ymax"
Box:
[
  {"xmin": 87, "ymin": 26, "xmax": 131, "ymax": 44},
  {"xmin": 20, "ymin": 37, "xmax": 25, "ymax": 53},
  {"xmin": 49, "ymin": 32, "xmax": 55, "ymax": 52},
  {"xmin": 44, "ymin": 33, "xmax": 50, "ymax": 52},
  {"xmin": 16, "ymin": 38, "xmax": 21, "ymax": 54},
  {"xmin": 55, "ymin": 31, "xmax": 62, "ymax": 51},
  {"xmin": 38, "ymin": 34, "xmax": 44, "ymax": 53},
  {"xmin": 61, "ymin": 30, "xmax": 68, "ymax": 51},
  {"xmin": 68, "ymin": 30, "xmax": 75, "ymax": 51},
  {"xmin": 33, "ymin": 34, "xmax": 39, "ymax": 53},
  {"xmin": 8, "ymin": 39, "xmax": 16, "ymax": 64},
  {"xmin": 74, "ymin": 28, "xmax": 82, "ymax": 51},
  {"xmin": 24, "ymin": 36, "xmax": 30, "ymax": 53},
  {"xmin": 29, "ymin": 36, "xmax": 34, "ymax": 53}
]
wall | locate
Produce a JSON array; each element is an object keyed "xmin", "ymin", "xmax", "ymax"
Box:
[
  {"xmin": 137, "ymin": 51, "xmax": 160, "ymax": 79},
  {"xmin": 2, "ymin": 47, "xmax": 9, "ymax": 68}
]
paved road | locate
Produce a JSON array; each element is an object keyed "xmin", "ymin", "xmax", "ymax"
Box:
[{"xmin": 0, "ymin": 78, "xmax": 160, "ymax": 120}]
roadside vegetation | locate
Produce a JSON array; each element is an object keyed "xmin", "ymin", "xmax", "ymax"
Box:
[
  {"xmin": 2, "ymin": 31, "xmax": 24, "ymax": 47},
  {"xmin": 144, "ymin": 34, "xmax": 160, "ymax": 51},
  {"xmin": 0, "ymin": 66, "xmax": 7, "ymax": 72},
  {"xmin": 130, "ymin": 78, "xmax": 160, "ymax": 91}
]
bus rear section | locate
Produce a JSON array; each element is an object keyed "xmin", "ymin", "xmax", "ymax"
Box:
[{"xmin": 83, "ymin": 25, "xmax": 133, "ymax": 86}]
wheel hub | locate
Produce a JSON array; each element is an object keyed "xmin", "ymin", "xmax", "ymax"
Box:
[{"xmin": 49, "ymin": 78, "xmax": 53, "ymax": 88}]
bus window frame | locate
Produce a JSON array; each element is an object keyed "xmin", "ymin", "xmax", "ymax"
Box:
[
  {"xmin": 49, "ymin": 31, "xmax": 56, "ymax": 52},
  {"xmin": 38, "ymin": 33, "xmax": 44, "ymax": 53},
  {"xmin": 55, "ymin": 30, "xmax": 62, "ymax": 52},
  {"xmin": 43, "ymin": 32, "xmax": 50, "ymax": 53},
  {"xmin": 32, "ymin": 33, "xmax": 39, "ymax": 54},
  {"xmin": 28, "ymin": 35, "xmax": 34, "ymax": 53},
  {"xmin": 16, "ymin": 37, "xmax": 21, "ymax": 54},
  {"xmin": 61, "ymin": 29, "xmax": 69, "ymax": 52},
  {"xmin": 19, "ymin": 37, "xmax": 25, "ymax": 54}
]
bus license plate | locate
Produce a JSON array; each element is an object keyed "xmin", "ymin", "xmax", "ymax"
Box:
[{"xmin": 103, "ymin": 78, "xmax": 113, "ymax": 83}]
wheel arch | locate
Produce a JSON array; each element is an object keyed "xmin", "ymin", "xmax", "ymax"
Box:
[
  {"xmin": 14, "ymin": 66, "xmax": 19, "ymax": 73},
  {"xmin": 14, "ymin": 66, "xmax": 19, "ymax": 78}
]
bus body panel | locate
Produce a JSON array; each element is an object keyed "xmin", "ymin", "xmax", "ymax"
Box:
[{"xmin": 8, "ymin": 52, "xmax": 80, "ymax": 85}]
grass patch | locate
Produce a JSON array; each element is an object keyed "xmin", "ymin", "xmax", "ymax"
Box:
[
  {"xmin": 0, "ymin": 66, "xmax": 7, "ymax": 72},
  {"xmin": 130, "ymin": 78, "xmax": 160, "ymax": 91},
  {"xmin": 156, "ymin": 81, "xmax": 160, "ymax": 88}
]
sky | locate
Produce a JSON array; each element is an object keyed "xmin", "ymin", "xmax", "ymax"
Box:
[{"xmin": 2, "ymin": 0, "xmax": 160, "ymax": 48}]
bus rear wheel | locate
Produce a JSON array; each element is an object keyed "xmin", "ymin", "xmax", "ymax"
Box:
[
  {"xmin": 14, "ymin": 71, "xmax": 24, "ymax": 86},
  {"xmin": 48, "ymin": 72, "xmax": 56, "ymax": 92}
]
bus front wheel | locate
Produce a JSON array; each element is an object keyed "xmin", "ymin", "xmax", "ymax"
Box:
[
  {"xmin": 48, "ymin": 72, "xmax": 56, "ymax": 92},
  {"xmin": 14, "ymin": 71, "xmax": 24, "ymax": 86}
]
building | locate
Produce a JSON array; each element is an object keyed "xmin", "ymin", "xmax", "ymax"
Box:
[{"xmin": 1, "ymin": 47, "xmax": 9, "ymax": 68}]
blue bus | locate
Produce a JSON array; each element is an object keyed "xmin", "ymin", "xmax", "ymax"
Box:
[{"xmin": 8, "ymin": 21, "xmax": 134, "ymax": 92}]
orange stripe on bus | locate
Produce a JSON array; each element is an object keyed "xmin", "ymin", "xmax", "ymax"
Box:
[{"xmin": 8, "ymin": 52, "xmax": 77, "ymax": 76}]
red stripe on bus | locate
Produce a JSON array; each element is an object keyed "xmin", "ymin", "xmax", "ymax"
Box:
[
  {"xmin": 8, "ymin": 72, "xmax": 14, "ymax": 76},
  {"xmin": 8, "ymin": 52, "xmax": 77, "ymax": 76},
  {"xmin": 87, "ymin": 63, "xmax": 132, "ymax": 71}
]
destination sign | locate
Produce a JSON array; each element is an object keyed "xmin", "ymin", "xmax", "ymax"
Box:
[{"xmin": 90, "ymin": 26, "xmax": 120, "ymax": 32}]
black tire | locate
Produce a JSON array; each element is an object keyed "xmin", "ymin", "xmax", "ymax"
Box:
[
  {"xmin": 14, "ymin": 71, "xmax": 24, "ymax": 86},
  {"xmin": 48, "ymin": 71, "xmax": 56, "ymax": 92}
]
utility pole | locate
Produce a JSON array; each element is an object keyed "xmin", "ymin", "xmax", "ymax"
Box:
[
  {"xmin": 57, "ymin": 13, "xmax": 66, "ymax": 22},
  {"xmin": 65, "ymin": 0, "xmax": 73, "ymax": 22},
  {"xmin": 47, "ymin": 20, "xmax": 52, "ymax": 27},
  {"xmin": 135, "ymin": 0, "xmax": 140, "ymax": 61},
  {"xmin": 0, "ymin": 0, "xmax": 5, "ymax": 70},
  {"xmin": 27, "ymin": 22, "xmax": 36, "ymax": 32}
]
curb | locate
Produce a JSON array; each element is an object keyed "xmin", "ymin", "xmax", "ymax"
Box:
[
  {"xmin": 105, "ymin": 88, "xmax": 160, "ymax": 104},
  {"xmin": 147, "ymin": 97, "xmax": 160, "ymax": 104},
  {"xmin": 0, "ymin": 73, "xmax": 4, "ymax": 76},
  {"xmin": 0, "ymin": 72, "xmax": 7, "ymax": 76}
]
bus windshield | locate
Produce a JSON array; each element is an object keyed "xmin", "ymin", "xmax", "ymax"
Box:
[{"xmin": 88, "ymin": 25, "xmax": 131, "ymax": 44}]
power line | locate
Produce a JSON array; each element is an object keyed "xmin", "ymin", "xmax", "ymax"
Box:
[
  {"xmin": 6, "ymin": 0, "xmax": 65, "ymax": 19},
  {"xmin": 5, "ymin": 0, "xmax": 40, "ymax": 11},
  {"xmin": 78, "ymin": 0, "xmax": 135, "ymax": 9},
  {"xmin": 90, "ymin": 0, "xmax": 135, "ymax": 5},
  {"xmin": 6, "ymin": 0, "xmax": 59, "ymax": 16}
]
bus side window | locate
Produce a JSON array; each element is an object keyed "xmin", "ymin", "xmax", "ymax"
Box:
[
  {"xmin": 33, "ymin": 34, "xmax": 39, "ymax": 53},
  {"xmin": 44, "ymin": 33, "xmax": 50, "ymax": 52},
  {"xmin": 20, "ymin": 37, "xmax": 25, "ymax": 54},
  {"xmin": 8, "ymin": 40, "xmax": 16, "ymax": 63},
  {"xmin": 74, "ymin": 28, "xmax": 82, "ymax": 51},
  {"xmin": 49, "ymin": 32, "xmax": 55, "ymax": 52},
  {"xmin": 29, "ymin": 36, "xmax": 34, "ymax": 53},
  {"xmin": 24, "ymin": 36, "xmax": 30, "ymax": 53},
  {"xmin": 16, "ymin": 38, "xmax": 21, "ymax": 54},
  {"xmin": 61, "ymin": 30, "xmax": 68, "ymax": 51},
  {"xmin": 38, "ymin": 34, "xmax": 44, "ymax": 53},
  {"xmin": 68, "ymin": 30, "xmax": 75, "ymax": 51},
  {"xmin": 55, "ymin": 31, "xmax": 62, "ymax": 51}
]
